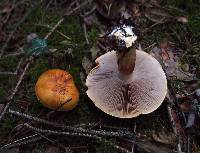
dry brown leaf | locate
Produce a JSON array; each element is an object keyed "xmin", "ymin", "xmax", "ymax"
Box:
[
  {"xmin": 46, "ymin": 146, "xmax": 60, "ymax": 153},
  {"xmin": 145, "ymin": 7, "xmax": 172, "ymax": 23},
  {"xmin": 137, "ymin": 139, "xmax": 172, "ymax": 153},
  {"xmin": 150, "ymin": 45, "xmax": 197, "ymax": 81},
  {"xmin": 152, "ymin": 130, "xmax": 177, "ymax": 145}
]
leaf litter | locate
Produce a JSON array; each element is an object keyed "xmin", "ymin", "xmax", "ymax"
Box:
[{"xmin": 150, "ymin": 40, "xmax": 197, "ymax": 81}]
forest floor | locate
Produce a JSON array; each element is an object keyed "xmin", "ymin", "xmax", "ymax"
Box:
[{"xmin": 0, "ymin": 0, "xmax": 200, "ymax": 153}]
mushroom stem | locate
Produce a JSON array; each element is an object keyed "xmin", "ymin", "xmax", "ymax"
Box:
[{"xmin": 117, "ymin": 46, "xmax": 136, "ymax": 75}]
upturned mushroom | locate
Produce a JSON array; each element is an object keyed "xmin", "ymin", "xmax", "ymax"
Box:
[
  {"xmin": 86, "ymin": 25, "xmax": 167, "ymax": 118},
  {"xmin": 35, "ymin": 69, "xmax": 79, "ymax": 111}
]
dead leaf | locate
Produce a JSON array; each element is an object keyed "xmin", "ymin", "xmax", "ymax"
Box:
[
  {"xmin": 82, "ymin": 56, "xmax": 93, "ymax": 74},
  {"xmin": 46, "ymin": 146, "xmax": 60, "ymax": 153},
  {"xmin": 186, "ymin": 112, "xmax": 195, "ymax": 128},
  {"xmin": 150, "ymin": 43, "xmax": 197, "ymax": 81},
  {"xmin": 80, "ymin": 72, "xmax": 86, "ymax": 86},
  {"xmin": 4, "ymin": 148, "xmax": 19, "ymax": 153},
  {"xmin": 179, "ymin": 102, "xmax": 192, "ymax": 112},
  {"xmin": 152, "ymin": 130, "xmax": 177, "ymax": 145},
  {"xmin": 127, "ymin": 2, "xmax": 141, "ymax": 17},
  {"xmin": 137, "ymin": 139, "xmax": 172, "ymax": 153}
]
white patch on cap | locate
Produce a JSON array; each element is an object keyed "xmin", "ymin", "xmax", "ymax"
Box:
[{"xmin": 109, "ymin": 25, "xmax": 137, "ymax": 48}]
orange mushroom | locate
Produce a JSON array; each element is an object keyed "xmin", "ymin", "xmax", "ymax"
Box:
[{"xmin": 35, "ymin": 69, "xmax": 79, "ymax": 111}]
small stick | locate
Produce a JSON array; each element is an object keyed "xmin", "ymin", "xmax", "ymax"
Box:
[
  {"xmin": 46, "ymin": 98, "xmax": 72, "ymax": 117},
  {"xmin": 83, "ymin": 6, "xmax": 96, "ymax": 17},
  {"xmin": 0, "ymin": 135, "xmax": 42, "ymax": 150},
  {"xmin": 131, "ymin": 123, "xmax": 137, "ymax": 153},
  {"xmin": 34, "ymin": 24, "xmax": 71, "ymax": 39},
  {"xmin": 167, "ymin": 105, "xmax": 182, "ymax": 153},
  {"xmin": 24, "ymin": 123, "xmax": 100, "ymax": 138},
  {"xmin": 3, "ymin": 50, "xmax": 24, "ymax": 58},
  {"xmin": 25, "ymin": 123, "xmax": 132, "ymax": 153},
  {"xmin": 8, "ymin": 109, "xmax": 132, "ymax": 138},
  {"xmin": 1, "ymin": 134, "xmax": 38, "ymax": 150},
  {"xmin": 44, "ymin": 18, "xmax": 65, "ymax": 40},
  {"xmin": 83, "ymin": 23, "xmax": 89, "ymax": 44},
  {"xmin": 142, "ymin": 22, "xmax": 161, "ymax": 34}
]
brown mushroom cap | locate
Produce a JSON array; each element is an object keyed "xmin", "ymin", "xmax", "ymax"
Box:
[{"xmin": 86, "ymin": 50, "xmax": 167, "ymax": 118}]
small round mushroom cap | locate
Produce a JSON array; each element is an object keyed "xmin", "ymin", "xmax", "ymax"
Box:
[
  {"xmin": 86, "ymin": 50, "xmax": 167, "ymax": 118},
  {"xmin": 35, "ymin": 69, "xmax": 79, "ymax": 111}
]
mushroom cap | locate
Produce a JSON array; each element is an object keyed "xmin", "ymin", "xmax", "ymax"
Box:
[
  {"xmin": 86, "ymin": 50, "xmax": 167, "ymax": 118},
  {"xmin": 35, "ymin": 69, "xmax": 79, "ymax": 111}
]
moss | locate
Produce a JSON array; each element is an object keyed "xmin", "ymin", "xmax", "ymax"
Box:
[
  {"xmin": 0, "ymin": 116, "xmax": 18, "ymax": 145},
  {"xmin": 88, "ymin": 27, "xmax": 99, "ymax": 43},
  {"xmin": 0, "ymin": 56, "xmax": 19, "ymax": 71},
  {"xmin": 27, "ymin": 57, "xmax": 50, "ymax": 83},
  {"xmin": 95, "ymin": 139, "xmax": 118, "ymax": 153},
  {"xmin": 0, "ymin": 75, "xmax": 17, "ymax": 100}
]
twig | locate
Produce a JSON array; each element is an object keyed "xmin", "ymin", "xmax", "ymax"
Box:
[
  {"xmin": 142, "ymin": 22, "xmax": 161, "ymax": 34},
  {"xmin": 83, "ymin": 6, "xmax": 96, "ymax": 17},
  {"xmin": 143, "ymin": 43, "xmax": 156, "ymax": 51},
  {"xmin": 34, "ymin": 24, "xmax": 71, "ymax": 39},
  {"xmin": 97, "ymin": 41, "xmax": 109, "ymax": 52},
  {"xmin": 8, "ymin": 109, "xmax": 133, "ymax": 138},
  {"xmin": 44, "ymin": 18, "xmax": 65, "ymax": 40},
  {"xmin": 33, "ymin": 130, "xmax": 67, "ymax": 149},
  {"xmin": 0, "ymin": 134, "xmax": 38, "ymax": 150},
  {"xmin": 46, "ymin": 98, "xmax": 72, "ymax": 117},
  {"xmin": 83, "ymin": 23, "xmax": 89, "ymax": 44},
  {"xmin": 3, "ymin": 49, "xmax": 24, "ymax": 58},
  {"xmin": 24, "ymin": 123, "xmax": 100, "ymax": 138},
  {"xmin": 0, "ymin": 58, "xmax": 23, "ymax": 75},
  {"xmin": 48, "ymin": 98, "xmax": 72, "ymax": 114},
  {"xmin": 0, "ymin": 60, "xmax": 31, "ymax": 121},
  {"xmin": 0, "ymin": 135, "xmax": 42, "ymax": 150},
  {"xmin": 167, "ymin": 105, "xmax": 182, "ymax": 153},
  {"xmin": 131, "ymin": 123, "xmax": 137, "ymax": 153},
  {"xmin": 25, "ymin": 123, "xmax": 132, "ymax": 153},
  {"xmin": 0, "ymin": 1, "xmax": 41, "ymax": 58}
]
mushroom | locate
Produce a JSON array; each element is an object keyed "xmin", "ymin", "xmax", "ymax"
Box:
[
  {"xmin": 35, "ymin": 69, "xmax": 79, "ymax": 111},
  {"xmin": 86, "ymin": 25, "xmax": 167, "ymax": 118}
]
